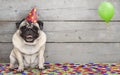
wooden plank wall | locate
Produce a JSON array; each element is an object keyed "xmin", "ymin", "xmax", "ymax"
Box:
[{"xmin": 0, "ymin": 0, "xmax": 120, "ymax": 63}]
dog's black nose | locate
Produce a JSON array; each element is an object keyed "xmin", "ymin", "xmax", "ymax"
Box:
[{"xmin": 26, "ymin": 28, "xmax": 33, "ymax": 35}]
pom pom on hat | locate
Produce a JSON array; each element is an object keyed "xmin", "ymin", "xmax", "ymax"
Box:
[{"xmin": 26, "ymin": 7, "xmax": 38, "ymax": 23}]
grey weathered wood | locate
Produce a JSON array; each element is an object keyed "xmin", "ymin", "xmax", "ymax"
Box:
[
  {"xmin": 0, "ymin": 0, "xmax": 120, "ymax": 63},
  {"xmin": 0, "ymin": 22, "xmax": 120, "ymax": 42},
  {"xmin": 1, "ymin": 0, "xmax": 118, "ymax": 9},
  {"xmin": 0, "ymin": 43, "xmax": 120, "ymax": 63},
  {"xmin": 0, "ymin": 43, "xmax": 13, "ymax": 63},
  {"xmin": 0, "ymin": 0, "xmax": 119, "ymax": 21}
]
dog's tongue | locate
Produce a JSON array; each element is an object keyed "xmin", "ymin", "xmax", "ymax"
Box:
[{"xmin": 26, "ymin": 35, "xmax": 33, "ymax": 38}]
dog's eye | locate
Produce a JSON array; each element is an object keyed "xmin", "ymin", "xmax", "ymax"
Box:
[
  {"xmin": 33, "ymin": 26, "xmax": 38, "ymax": 31},
  {"xmin": 20, "ymin": 26, "xmax": 27, "ymax": 31},
  {"xmin": 31, "ymin": 26, "xmax": 38, "ymax": 32}
]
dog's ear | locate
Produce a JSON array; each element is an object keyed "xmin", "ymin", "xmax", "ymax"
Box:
[
  {"xmin": 16, "ymin": 19, "xmax": 25, "ymax": 29},
  {"xmin": 37, "ymin": 20, "xmax": 43, "ymax": 30}
]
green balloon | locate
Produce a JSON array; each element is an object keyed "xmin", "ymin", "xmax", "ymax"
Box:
[{"xmin": 98, "ymin": 2, "xmax": 115, "ymax": 23}]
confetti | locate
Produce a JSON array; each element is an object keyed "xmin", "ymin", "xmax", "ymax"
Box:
[{"xmin": 0, "ymin": 63, "xmax": 120, "ymax": 75}]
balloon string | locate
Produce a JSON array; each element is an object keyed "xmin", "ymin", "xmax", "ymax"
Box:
[
  {"xmin": 106, "ymin": 23, "xmax": 110, "ymax": 41},
  {"xmin": 107, "ymin": 24, "xmax": 110, "ymax": 32}
]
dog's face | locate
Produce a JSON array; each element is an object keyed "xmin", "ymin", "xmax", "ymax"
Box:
[{"xmin": 16, "ymin": 19, "xmax": 43, "ymax": 43}]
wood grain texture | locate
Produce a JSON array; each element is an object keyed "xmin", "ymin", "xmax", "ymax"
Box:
[
  {"xmin": 0, "ymin": 43, "xmax": 120, "ymax": 63},
  {"xmin": 0, "ymin": 0, "xmax": 120, "ymax": 63},
  {"xmin": 0, "ymin": 22, "xmax": 120, "ymax": 43},
  {"xmin": 0, "ymin": 0, "xmax": 119, "ymax": 21}
]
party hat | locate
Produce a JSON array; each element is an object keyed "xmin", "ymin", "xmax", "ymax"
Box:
[{"xmin": 26, "ymin": 7, "xmax": 38, "ymax": 23}]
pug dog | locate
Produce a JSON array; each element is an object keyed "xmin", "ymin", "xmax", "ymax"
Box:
[
  {"xmin": 9, "ymin": 8, "xmax": 47, "ymax": 72},
  {"xmin": 9, "ymin": 19, "xmax": 46, "ymax": 71}
]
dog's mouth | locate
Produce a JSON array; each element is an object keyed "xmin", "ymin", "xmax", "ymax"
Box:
[{"xmin": 25, "ymin": 35, "xmax": 34, "ymax": 42}]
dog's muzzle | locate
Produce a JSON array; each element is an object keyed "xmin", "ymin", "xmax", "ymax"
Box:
[{"xmin": 26, "ymin": 35, "xmax": 34, "ymax": 42}]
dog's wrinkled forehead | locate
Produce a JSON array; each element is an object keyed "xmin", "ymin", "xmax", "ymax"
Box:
[
  {"xmin": 20, "ymin": 20, "xmax": 40, "ymax": 29},
  {"xmin": 16, "ymin": 19, "xmax": 43, "ymax": 30}
]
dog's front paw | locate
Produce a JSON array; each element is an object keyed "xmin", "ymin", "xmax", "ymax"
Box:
[
  {"xmin": 10, "ymin": 64, "xmax": 14, "ymax": 69},
  {"xmin": 17, "ymin": 66, "xmax": 24, "ymax": 72},
  {"xmin": 39, "ymin": 65, "xmax": 45, "ymax": 71},
  {"xmin": 9, "ymin": 64, "xmax": 15, "ymax": 71}
]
